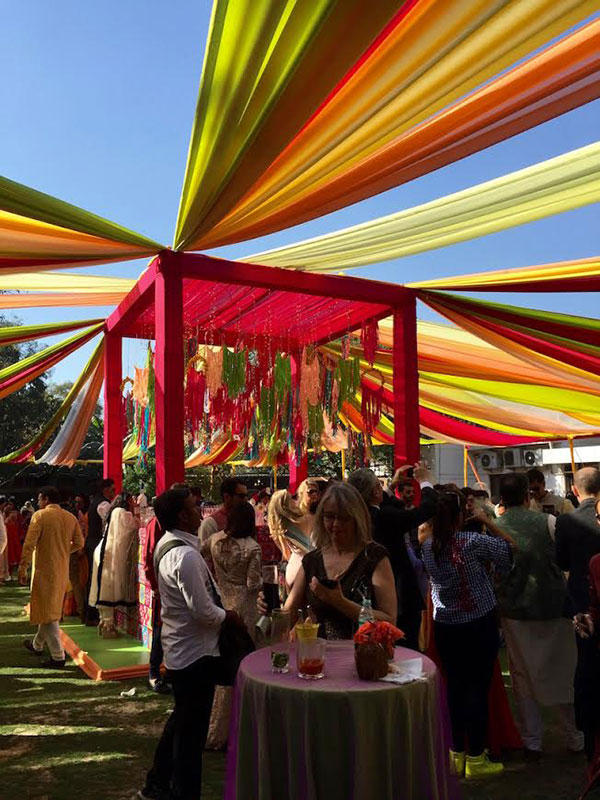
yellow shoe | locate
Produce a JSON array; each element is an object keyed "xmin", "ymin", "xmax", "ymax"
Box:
[
  {"xmin": 449, "ymin": 750, "xmax": 466, "ymax": 776},
  {"xmin": 465, "ymin": 752, "xmax": 504, "ymax": 780}
]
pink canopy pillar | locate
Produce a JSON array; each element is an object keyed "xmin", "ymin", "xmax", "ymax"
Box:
[
  {"xmin": 392, "ymin": 296, "xmax": 420, "ymax": 468},
  {"xmin": 103, "ymin": 332, "xmax": 123, "ymax": 491},
  {"xmin": 154, "ymin": 251, "xmax": 185, "ymax": 494}
]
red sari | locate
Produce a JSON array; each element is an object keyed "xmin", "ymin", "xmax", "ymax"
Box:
[{"xmin": 5, "ymin": 511, "xmax": 24, "ymax": 568}]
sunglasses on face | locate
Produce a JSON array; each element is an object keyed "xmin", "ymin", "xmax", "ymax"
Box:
[
  {"xmin": 234, "ymin": 492, "xmax": 248, "ymax": 499},
  {"xmin": 307, "ymin": 489, "xmax": 318, "ymax": 496}
]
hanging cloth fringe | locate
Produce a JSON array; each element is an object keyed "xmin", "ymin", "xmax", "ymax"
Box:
[
  {"xmin": 361, "ymin": 319, "xmax": 380, "ymax": 366},
  {"xmin": 361, "ymin": 369, "xmax": 385, "ymax": 434}
]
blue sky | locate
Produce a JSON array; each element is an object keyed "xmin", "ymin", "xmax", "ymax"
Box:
[{"xmin": 1, "ymin": 2, "xmax": 599, "ymax": 387}]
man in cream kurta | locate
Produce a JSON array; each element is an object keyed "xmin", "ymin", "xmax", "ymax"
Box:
[{"xmin": 19, "ymin": 486, "xmax": 84, "ymax": 668}]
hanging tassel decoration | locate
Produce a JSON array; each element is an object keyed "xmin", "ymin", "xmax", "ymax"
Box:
[
  {"xmin": 360, "ymin": 369, "xmax": 384, "ymax": 434},
  {"xmin": 361, "ymin": 319, "xmax": 379, "ymax": 366}
]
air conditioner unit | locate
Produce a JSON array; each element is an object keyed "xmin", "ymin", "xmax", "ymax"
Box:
[
  {"xmin": 502, "ymin": 448, "xmax": 521, "ymax": 468},
  {"xmin": 523, "ymin": 448, "xmax": 544, "ymax": 467},
  {"xmin": 477, "ymin": 451, "xmax": 501, "ymax": 470}
]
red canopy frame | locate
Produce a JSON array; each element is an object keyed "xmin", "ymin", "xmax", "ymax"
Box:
[{"xmin": 104, "ymin": 251, "xmax": 419, "ymax": 493}]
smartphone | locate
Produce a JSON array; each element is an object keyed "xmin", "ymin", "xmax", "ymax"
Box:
[
  {"xmin": 405, "ymin": 467, "xmax": 414, "ymax": 479},
  {"xmin": 319, "ymin": 578, "xmax": 338, "ymax": 590}
]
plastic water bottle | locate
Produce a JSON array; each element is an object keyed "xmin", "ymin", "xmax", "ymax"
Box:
[{"xmin": 358, "ymin": 596, "xmax": 375, "ymax": 627}]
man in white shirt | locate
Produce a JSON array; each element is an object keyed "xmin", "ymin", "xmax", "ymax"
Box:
[{"xmin": 139, "ymin": 487, "xmax": 243, "ymax": 800}]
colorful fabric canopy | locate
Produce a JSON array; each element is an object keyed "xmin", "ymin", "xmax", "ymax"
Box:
[
  {"xmin": 409, "ymin": 255, "xmax": 600, "ymax": 292},
  {"xmin": 245, "ymin": 141, "xmax": 600, "ymax": 271},
  {"xmin": 0, "ymin": 323, "xmax": 103, "ymax": 400},
  {"xmin": 173, "ymin": 0, "xmax": 404, "ymax": 252},
  {"xmin": 419, "ymin": 293, "xmax": 600, "ymax": 396},
  {"xmin": 0, "ymin": 176, "xmax": 162, "ymax": 273},
  {"xmin": 200, "ymin": 9, "xmax": 600, "ymax": 248},
  {"xmin": 0, "ymin": 340, "xmax": 104, "ymax": 463},
  {"xmin": 420, "ymin": 291, "xmax": 600, "ymax": 376}
]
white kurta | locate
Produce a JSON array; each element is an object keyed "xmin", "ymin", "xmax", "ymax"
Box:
[
  {"xmin": 89, "ymin": 508, "xmax": 139, "ymax": 607},
  {"xmin": 503, "ymin": 617, "xmax": 577, "ymax": 706}
]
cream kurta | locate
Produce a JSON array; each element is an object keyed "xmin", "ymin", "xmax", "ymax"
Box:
[{"xmin": 19, "ymin": 504, "xmax": 84, "ymax": 624}]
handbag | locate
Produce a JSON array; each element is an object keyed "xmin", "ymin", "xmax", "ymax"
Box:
[{"xmin": 154, "ymin": 538, "xmax": 254, "ymax": 686}]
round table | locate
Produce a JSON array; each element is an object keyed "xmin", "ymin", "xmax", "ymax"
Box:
[{"xmin": 224, "ymin": 641, "xmax": 453, "ymax": 800}]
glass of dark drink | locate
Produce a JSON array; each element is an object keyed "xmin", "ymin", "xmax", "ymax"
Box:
[{"xmin": 262, "ymin": 564, "xmax": 280, "ymax": 612}]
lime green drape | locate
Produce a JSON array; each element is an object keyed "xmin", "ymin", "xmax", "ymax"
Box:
[
  {"xmin": 0, "ymin": 318, "xmax": 104, "ymax": 347},
  {"xmin": 0, "ymin": 176, "xmax": 162, "ymax": 250},
  {"xmin": 244, "ymin": 141, "xmax": 600, "ymax": 272},
  {"xmin": 0, "ymin": 323, "xmax": 103, "ymax": 400}
]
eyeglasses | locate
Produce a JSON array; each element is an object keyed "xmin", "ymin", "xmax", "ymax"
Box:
[
  {"xmin": 234, "ymin": 492, "xmax": 248, "ymax": 499},
  {"xmin": 323, "ymin": 512, "xmax": 353, "ymax": 524},
  {"xmin": 307, "ymin": 489, "xmax": 319, "ymax": 496}
]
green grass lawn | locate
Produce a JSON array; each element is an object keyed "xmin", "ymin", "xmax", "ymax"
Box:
[{"xmin": 0, "ymin": 583, "xmax": 596, "ymax": 799}]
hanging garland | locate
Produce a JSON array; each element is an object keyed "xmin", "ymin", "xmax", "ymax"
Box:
[
  {"xmin": 361, "ymin": 368, "xmax": 385, "ymax": 434},
  {"xmin": 222, "ymin": 346, "xmax": 246, "ymax": 398}
]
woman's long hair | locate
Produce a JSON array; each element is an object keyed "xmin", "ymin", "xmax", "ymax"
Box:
[
  {"xmin": 268, "ymin": 489, "xmax": 305, "ymax": 540},
  {"xmin": 103, "ymin": 493, "xmax": 132, "ymax": 534},
  {"xmin": 296, "ymin": 479, "xmax": 320, "ymax": 514},
  {"xmin": 431, "ymin": 490, "xmax": 465, "ymax": 561}
]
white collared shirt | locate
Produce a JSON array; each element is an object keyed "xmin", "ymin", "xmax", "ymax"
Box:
[{"xmin": 156, "ymin": 528, "xmax": 226, "ymax": 671}]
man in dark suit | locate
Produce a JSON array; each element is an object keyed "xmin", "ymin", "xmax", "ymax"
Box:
[
  {"xmin": 556, "ymin": 466, "xmax": 600, "ymax": 758},
  {"xmin": 348, "ymin": 462, "xmax": 437, "ymax": 650}
]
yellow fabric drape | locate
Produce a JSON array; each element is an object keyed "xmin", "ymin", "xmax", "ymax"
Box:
[
  {"xmin": 0, "ymin": 272, "xmax": 136, "ymax": 293},
  {"xmin": 244, "ymin": 141, "xmax": 600, "ymax": 271},
  {"xmin": 173, "ymin": 0, "xmax": 402, "ymax": 251},
  {"xmin": 203, "ymin": 3, "xmax": 599, "ymax": 248},
  {"xmin": 408, "ymin": 255, "xmax": 600, "ymax": 291},
  {"xmin": 1, "ymin": 178, "xmax": 162, "ymax": 272}
]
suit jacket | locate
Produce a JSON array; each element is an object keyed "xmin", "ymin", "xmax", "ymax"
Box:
[
  {"xmin": 370, "ymin": 487, "xmax": 437, "ymax": 618},
  {"xmin": 555, "ymin": 498, "xmax": 600, "ymax": 614}
]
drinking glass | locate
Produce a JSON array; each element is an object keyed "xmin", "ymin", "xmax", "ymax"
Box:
[
  {"xmin": 296, "ymin": 636, "xmax": 326, "ymax": 680},
  {"xmin": 262, "ymin": 564, "xmax": 280, "ymax": 612},
  {"xmin": 270, "ymin": 609, "xmax": 291, "ymax": 673}
]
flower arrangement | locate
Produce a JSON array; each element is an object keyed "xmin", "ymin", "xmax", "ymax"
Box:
[{"xmin": 353, "ymin": 621, "xmax": 405, "ymax": 659}]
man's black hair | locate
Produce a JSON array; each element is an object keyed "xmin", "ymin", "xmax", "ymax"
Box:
[
  {"xmin": 153, "ymin": 488, "xmax": 193, "ymax": 531},
  {"xmin": 527, "ymin": 468, "xmax": 545, "ymax": 485},
  {"xmin": 500, "ymin": 473, "xmax": 529, "ymax": 508},
  {"xmin": 220, "ymin": 477, "xmax": 245, "ymax": 500},
  {"xmin": 101, "ymin": 478, "xmax": 116, "ymax": 491},
  {"xmin": 39, "ymin": 486, "xmax": 61, "ymax": 504}
]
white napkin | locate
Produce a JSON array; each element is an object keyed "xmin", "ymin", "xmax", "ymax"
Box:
[{"xmin": 380, "ymin": 657, "xmax": 426, "ymax": 684}]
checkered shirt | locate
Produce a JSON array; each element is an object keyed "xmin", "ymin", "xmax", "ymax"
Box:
[{"xmin": 422, "ymin": 531, "xmax": 512, "ymax": 624}]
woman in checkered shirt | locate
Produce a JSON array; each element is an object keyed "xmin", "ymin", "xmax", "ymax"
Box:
[{"xmin": 420, "ymin": 490, "xmax": 515, "ymax": 781}]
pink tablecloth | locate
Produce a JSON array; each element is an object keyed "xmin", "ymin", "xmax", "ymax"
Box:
[{"xmin": 225, "ymin": 641, "xmax": 455, "ymax": 800}]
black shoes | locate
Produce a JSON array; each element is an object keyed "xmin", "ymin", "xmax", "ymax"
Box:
[
  {"xmin": 23, "ymin": 640, "xmax": 44, "ymax": 655},
  {"xmin": 41, "ymin": 657, "xmax": 66, "ymax": 669}
]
